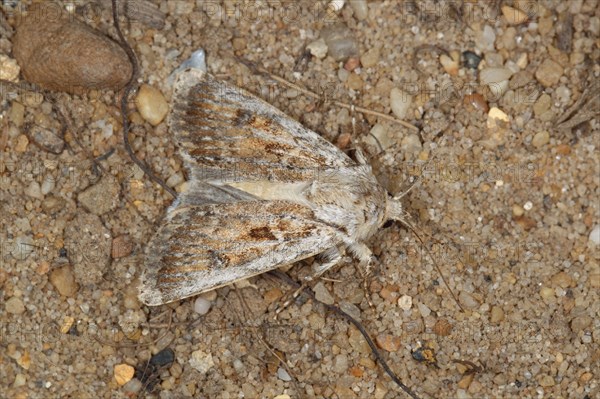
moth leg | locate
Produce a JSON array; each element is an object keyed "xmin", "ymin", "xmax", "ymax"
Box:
[
  {"xmin": 348, "ymin": 242, "xmax": 378, "ymax": 308},
  {"xmin": 276, "ymin": 246, "xmax": 343, "ymax": 315}
]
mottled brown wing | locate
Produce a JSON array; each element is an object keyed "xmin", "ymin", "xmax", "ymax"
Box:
[
  {"xmin": 139, "ymin": 201, "xmax": 344, "ymax": 305},
  {"xmin": 169, "ymin": 68, "xmax": 355, "ymax": 184}
]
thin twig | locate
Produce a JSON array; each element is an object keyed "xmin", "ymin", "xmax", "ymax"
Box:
[
  {"xmin": 270, "ymin": 270, "xmax": 421, "ymax": 399},
  {"xmin": 111, "ymin": 0, "xmax": 177, "ymax": 198},
  {"xmin": 236, "ymin": 58, "xmax": 419, "ymax": 132}
]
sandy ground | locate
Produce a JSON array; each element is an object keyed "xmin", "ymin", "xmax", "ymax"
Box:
[{"xmin": 1, "ymin": 1, "xmax": 599, "ymax": 398}]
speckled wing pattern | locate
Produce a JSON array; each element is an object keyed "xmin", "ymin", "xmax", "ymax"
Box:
[{"xmin": 139, "ymin": 69, "xmax": 354, "ymax": 306}]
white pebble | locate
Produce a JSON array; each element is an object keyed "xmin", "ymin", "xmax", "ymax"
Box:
[
  {"xmin": 589, "ymin": 225, "xmax": 600, "ymax": 246},
  {"xmin": 523, "ymin": 201, "xmax": 533, "ymax": 211},
  {"xmin": 189, "ymin": 350, "xmax": 214, "ymax": 374},
  {"xmin": 398, "ymin": 295, "xmax": 412, "ymax": 310},
  {"xmin": 390, "ymin": 87, "xmax": 412, "ymax": 119},
  {"xmin": 349, "ymin": 0, "xmax": 368, "ymax": 20},
  {"xmin": 193, "ymin": 297, "xmax": 212, "ymax": 315},
  {"xmin": 0, "ymin": 54, "xmax": 20, "ymax": 82},
  {"xmin": 479, "ymin": 68, "xmax": 513, "ymax": 85},
  {"xmin": 306, "ymin": 38, "xmax": 328, "ymax": 59},
  {"xmin": 417, "ymin": 302, "xmax": 431, "ymax": 318}
]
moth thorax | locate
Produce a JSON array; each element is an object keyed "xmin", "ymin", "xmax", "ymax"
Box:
[{"xmin": 385, "ymin": 197, "xmax": 404, "ymax": 222}]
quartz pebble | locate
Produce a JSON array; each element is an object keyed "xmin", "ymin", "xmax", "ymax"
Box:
[
  {"xmin": 49, "ymin": 265, "xmax": 79, "ymax": 297},
  {"xmin": 313, "ymin": 282, "xmax": 335, "ymax": 305},
  {"xmin": 24, "ymin": 181, "xmax": 43, "ymax": 200},
  {"xmin": 390, "ymin": 87, "xmax": 412, "ymax": 119},
  {"xmin": 321, "ymin": 23, "xmax": 359, "ymax": 61},
  {"xmin": 458, "ymin": 291, "xmax": 480, "ymax": 309},
  {"xmin": 440, "ymin": 53, "xmax": 459, "ymax": 76},
  {"xmin": 0, "ymin": 54, "xmax": 20, "ymax": 82},
  {"xmin": 398, "ymin": 295, "xmax": 413, "ymax": 310},
  {"xmin": 189, "ymin": 350, "xmax": 214, "ymax": 373},
  {"xmin": 194, "ymin": 297, "xmax": 212, "ymax": 315},
  {"xmin": 588, "ymin": 225, "xmax": 600, "ymax": 246},
  {"xmin": 349, "ymin": 0, "xmax": 368, "ymax": 20},
  {"xmin": 306, "ymin": 38, "xmax": 328, "ymax": 59},
  {"xmin": 135, "ymin": 84, "xmax": 169, "ymax": 126}
]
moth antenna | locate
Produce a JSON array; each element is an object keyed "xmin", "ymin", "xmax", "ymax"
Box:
[{"xmin": 400, "ymin": 219, "xmax": 465, "ymax": 313}]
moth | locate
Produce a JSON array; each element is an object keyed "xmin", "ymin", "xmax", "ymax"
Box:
[{"xmin": 139, "ymin": 68, "xmax": 406, "ymax": 306}]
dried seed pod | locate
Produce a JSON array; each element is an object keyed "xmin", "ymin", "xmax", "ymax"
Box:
[{"xmin": 12, "ymin": 4, "xmax": 132, "ymax": 94}]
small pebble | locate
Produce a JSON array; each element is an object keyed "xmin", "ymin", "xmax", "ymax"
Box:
[
  {"xmin": 14, "ymin": 134, "xmax": 29, "ymax": 152},
  {"xmin": 512, "ymin": 204, "xmax": 524, "ymax": 217},
  {"xmin": 49, "ymin": 265, "xmax": 79, "ymax": 297},
  {"xmin": 360, "ymin": 47, "xmax": 380, "ymax": 68},
  {"xmin": 433, "ymin": 319, "xmax": 453, "ymax": 336},
  {"xmin": 114, "ymin": 364, "xmax": 135, "ymax": 386},
  {"xmin": 122, "ymin": 378, "xmax": 143, "ymax": 396},
  {"xmin": 464, "ymin": 93, "xmax": 489, "ymax": 113},
  {"xmin": 306, "ymin": 38, "xmax": 328, "ymax": 59},
  {"xmin": 440, "ymin": 54, "xmax": 459, "ymax": 76},
  {"xmin": 417, "ymin": 302, "xmax": 431, "ymax": 318},
  {"xmin": 189, "ymin": 350, "xmax": 214, "ymax": 373},
  {"xmin": 523, "ymin": 201, "xmax": 533, "ymax": 211},
  {"xmin": 490, "ymin": 306, "xmax": 505, "ymax": 323},
  {"xmin": 375, "ymin": 334, "xmax": 401, "ymax": 352},
  {"xmin": 29, "ymin": 126, "xmax": 65, "ymax": 154},
  {"xmin": 0, "ymin": 54, "xmax": 20, "ymax": 82},
  {"xmin": 277, "ymin": 367, "xmax": 292, "ymax": 381},
  {"xmin": 194, "ymin": 297, "xmax": 212, "ymax": 315},
  {"xmin": 78, "ymin": 176, "xmax": 120, "ymax": 215},
  {"xmin": 40, "ymin": 175, "xmax": 56, "ymax": 195},
  {"xmin": 480, "ymin": 67, "xmax": 513, "ymax": 86},
  {"xmin": 24, "ymin": 180, "xmax": 43, "ymax": 200},
  {"xmin": 458, "ymin": 291, "xmax": 479, "ymax": 309},
  {"xmin": 588, "ymin": 225, "xmax": 600, "ymax": 246},
  {"xmin": 475, "ymin": 25, "xmax": 496, "ymax": 52},
  {"xmin": 486, "ymin": 107, "xmax": 509, "ymax": 129},
  {"xmin": 400, "ymin": 133, "xmax": 422, "ymax": 154},
  {"xmin": 531, "ymin": 131, "xmax": 550, "ymax": 148},
  {"xmin": 551, "ymin": 271, "xmax": 575, "ymax": 288},
  {"xmin": 313, "ymin": 282, "xmax": 335, "ymax": 305},
  {"xmin": 458, "ymin": 373, "xmax": 474, "ymax": 389},
  {"xmin": 398, "ymin": 294, "xmax": 412, "ymax": 310},
  {"xmin": 274, "ymin": 395, "xmax": 291, "ymax": 399},
  {"xmin": 390, "ymin": 87, "xmax": 412, "ymax": 119},
  {"xmin": 333, "ymin": 353, "xmax": 349, "ymax": 373},
  {"xmin": 501, "ymin": 5, "xmax": 528, "ymax": 25},
  {"xmin": 111, "ymin": 235, "xmax": 133, "ymax": 259},
  {"xmin": 349, "ymin": 0, "xmax": 368, "ymax": 20},
  {"xmin": 535, "ymin": 59, "xmax": 563, "ymax": 88},
  {"xmin": 13, "ymin": 373, "xmax": 26, "ymax": 388},
  {"xmin": 344, "ymin": 57, "xmax": 360, "ymax": 71},
  {"xmin": 321, "ymin": 23, "xmax": 359, "ymax": 61},
  {"xmin": 5, "ymin": 296, "xmax": 26, "ymax": 314},
  {"xmin": 150, "ymin": 348, "xmax": 175, "ymax": 367},
  {"xmin": 462, "ymin": 50, "xmax": 481, "ymax": 69},
  {"xmin": 135, "ymin": 84, "xmax": 169, "ymax": 126},
  {"xmin": 540, "ymin": 286, "xmax": 555, "ymax": 300},
  {"xmin": 11, "ymin": 235, "xmax": 35, "ymax": 260}
]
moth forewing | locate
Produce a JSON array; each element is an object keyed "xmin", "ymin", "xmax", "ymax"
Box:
[{"xmin": 139, "ymin": 68, "xmax": 403, "ymax": 306}]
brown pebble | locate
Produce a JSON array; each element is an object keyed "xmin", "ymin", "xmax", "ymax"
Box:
[
  {"xmin": 464, "ymin": 93, "xmax": 490, "ymax": 113},
  {"xmin": 114, "ymin": 364, "xmax": 135, "ymax": 386},
  {"xmin": 457, "ymin": 373, "xmax": 474, "ymax": 389},
  {"xmin": 344, "ymin": 57, "xmax": 360, "ymax": 71},
  {"xmin": 263, "ymin": 288, "xmax": 283, "ymax": 304},
  {"xmin": 514, "ymin": 215, "xmax": 536, "ymax": 230},
  {"xmin": 433, "ymin": 319, "xmax": 453, "ymax": 336},
  {"xmin": 550, "ymin": 271, "xmax": 575, "ymax": 288},
  {"xmin": 336, "ymin": 133, "xmax": 352, "ymax": 149},
  {"xmin": 12, "ymin": 4, "xmax": 132, "ymax": 94},
  {"xmin": 490, "ymin": 306, "xmax": 505, "ymax": 323},
  {"xmin": 579, "ymin": 372, "xmax": 593, "ymax": 384},
  {"xmin": 349, "ymin": 365, "xmax": 363, "ymax": 378},
  {"xmin": 375, "ymin": 334, "xmax": 401, "ymax": 352},
  {"xmin": 49, "ymin": 265, "xmax": 79, "ymax": 297},
  {"xmin": 112, "ymin": 235, "xmax": 133, "ymax": 259},
  {"xmin": 555, "ymin": 144, "xmax": 571, "ymax": 155}
]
